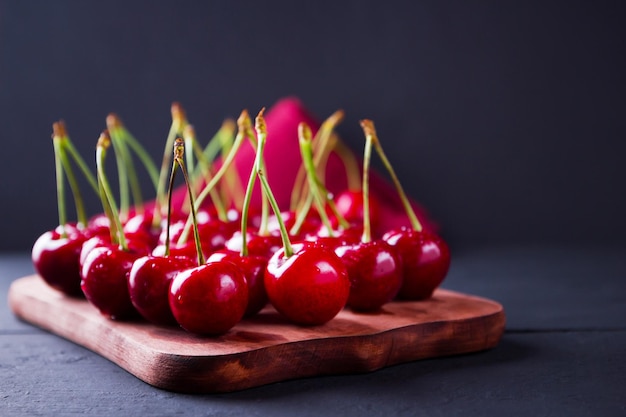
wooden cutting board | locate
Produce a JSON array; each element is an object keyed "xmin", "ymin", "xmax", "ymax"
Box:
[{"xmin": 8, "ymin": 275, "xmax": 505, "ymax": 393}]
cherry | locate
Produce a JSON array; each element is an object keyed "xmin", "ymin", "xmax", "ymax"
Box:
[
  {"xmin": 383, "ymin": 228, "xmax": 450, "ymax": 300},
  {"xmin": 361, "ymin": 119, "xmax": 451, "ymax": 300},
  {"xmin": 265, "ymin": 242, "xmax": 349, "ymax": 325},
  {"xmin": 335, "ymin": 189, "xmax": 381, "ymax": 230},
  {"xmin": 32, "ymin": 122, "xmax": 95, "ymax": 297},
  {"xmin": 169, "ymin": 261, "xmax": 248, "ymax": 335},
  {"xmin": 332, "ymin": 119, "xmax": 403, "ymax": 311},
  {"xmin": 81, "ymin": 244, "xmax": 142, "ymax": 319},
  {"xmin": 254, "ymin": 110, "xmax": 350, "ymax": 325},
  {"xmin": 224, "ymin": 231, "xmax": 282, "ymax": 259},
  {"xmin": 167, "ymin": 137, "xmax": 249, "ymax": 335},
  {"xmin": 207, "ymin": 250, "xmax": 268, "ymax": 317},
  {"xmin": 32, "ymin": 224, "xmax": 87, "ymax": 296},
  {"xmin": 128, "ymin": 143, "xmax": 197, "ymax": 326},
  {"xmin": 80, "ymin": 234, "xmax": 151, "ymax": 267},
  {"xmin": 80, "ymin": 131, "xmax": 147, "ymax": 319},
  {"xmin": 128, "ymin": 255, "xmax": 194, "ymax": 325},
  {"xmin": 123, "ymin": 212, "xmax": 159, "ymax": 248},
  {"xmin": 334, "ymin": 240, "xmax": 402, "ymax": 311}
]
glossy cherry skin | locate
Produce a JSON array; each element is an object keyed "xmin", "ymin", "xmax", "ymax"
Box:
[
  {"xmin": 80, "ymin": 234, "xmax": 152, "ymax": 267},
  {"xmin": 207, "ymin": 250, "xmax": 269, "ymax": 317},
  {"xmin": 80, "ymin": 245, "xmax": 143, "ymax": 319},
  {"xmin": 382, "ymin": 227, "xmax": 451, "ymax": 300},
  {"xmin": 151, "ymin": 240, "xmax": 204, "ymax": 263},
  {"xmin": 31, "ymin": 224, "xmax": 87, "ymax": 296},
  {"xmin": 334, "ymin": 240, "xmax": 403, "ymax": 311},
  {"xmin": 264, "ymin": 242, "xmax": 350, "ymax": 326},
  {"xmin": 127, "ymin": 255, "xmax": 195, "ymax": 325},
  {"xmin": 160, "ymin": 218, "xmax": 237, "ymax": 255},
  {"xmin": 169, "ymin": 261, "xmax": 248, "ymax": 335},
  {"xmin": 225, "ymin": 231, "xmax": 283, "ymax": 259},
  {"xmin": 123, "ymin": 212, "xmax": 159, "ymax": 249},
  {"xmin": 335, "ymin": 190, "xmax": 381, "ymax": 230},
  {"xmin": 265, "ymin": 211, "xmax": 321, "ymax": 239}
]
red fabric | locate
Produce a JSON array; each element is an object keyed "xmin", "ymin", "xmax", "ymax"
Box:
[{"xmin": 167, "ymin": 97, "xmax": 436, "ymax": 236}]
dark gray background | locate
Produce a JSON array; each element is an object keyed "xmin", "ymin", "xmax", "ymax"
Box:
[{"xmin": 1, "ymin": 0, "xmax": 624, "ymax": 252}]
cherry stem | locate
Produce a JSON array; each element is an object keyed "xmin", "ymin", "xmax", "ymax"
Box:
[
  {"xmin": 58, "ymin": 139, "xmax": 88, "ymax": 228},
  {"xmin": 183, "ymin": 125, "xmax": 227, "ymax": 221},
  {"xmin": 173, "ymin": 138, "xmax": 205, "ymax": 266},
  {"xmin": 298, "ymin": 123, "xmax": 335, "ymax": 237},
  {"xmin": 241, "ymin": 117, "xmax": 271, "ymax": 236},
  {"xmin": 239, "ymin": 141, "xmax": 259, "ymax": 258},
  {"xmin": 96, "ymin": 131, "xmax": 128, "ymax": 251},
  {"xmin": 290, "ymin": 110, "xmax": 344, "ymax": 211},
  {"xmin": 163, "ymin": 157, "xmax": 179, "ymax": 258},
  {"xmin": 289, "ymin": 193, "xmax": 313, "ymax": 236},
  {"xmin": 60, "ymin": 135, "xmax": 99, "ymax": 195},
  {"xmin": 177, "ymin": 110, "xmax": 248, "ymax": 244},
  {"xmin": 109, "ymin": 126, "xmax": 131, "ymax": 222},
  {"xmin": 361, "ymin": 120, "xmax": 423, "ymax": 232},
  {"xmin": 154, "ymin": 102, "xmax": 187, "ymax": 228},
  {"xmin": 113, "ymin": 121, "xmax": 160, "ymax": 190},
  {"xmin": 334, "ymin": 140, "xmax": 362, "ymax": 191},
  {"xmin": 107, "ymin": 114, "xmax": 159, "ymax": 215},
  {"xmin": 52, "ymin": 128, "xmax": 67, "ymax": 237},
  {"xmin": 360, "ymin": 123, "xmax": 374, "ymax": 243},
  {"xmin": 218, "ymin": 125, "xmax": 244, "ymax": 212},
  {"xmin": 190, "ymin": 119, "xmax": 236, "ymax": 182},
  {"xmin": 255, "ymin": 109, "xmax": 294, "ymax": 258}
]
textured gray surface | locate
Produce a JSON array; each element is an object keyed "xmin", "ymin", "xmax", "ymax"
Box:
[{"xmin": 2, "ymin": 247, "xmax": 625, "ymax": 416}]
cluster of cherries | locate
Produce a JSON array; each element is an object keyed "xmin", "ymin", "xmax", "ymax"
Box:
[{"xmin": 31, "ymin": 104, "xmax": 450, "ymax": 336}]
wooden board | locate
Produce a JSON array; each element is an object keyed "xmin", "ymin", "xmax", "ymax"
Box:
[{"xmin": 8, "ymin": 275, "xmax": 505, "ymax": 393}]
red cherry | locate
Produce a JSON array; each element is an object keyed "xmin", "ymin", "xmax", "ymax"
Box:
[
  {"xmin": 266, "ymin": 210, "xmax": 320, "ymax": 238},
  {"xmin": 31, "ymin": 224, "xmax": 87, "ymax": 296},
  {"xmin": 86, "ymin": 214, "xmax": 114, "ymax": 238},
  {"xmin": 80, "ymin": 234, "xmax": 151, "ymax": 267},
  {"xmin": 207, "ymin": 250, "xmax": 268, "ymax": 317},
  {"xmin": 123, "ymin": 212, "xmax": 159, "ymax": 248},
  {"xmin": 127, "ymin": 255, "xmax": 195, "ymax": 325},
  {"xmin": 80, "ymin": 244, "xmax": 143, "ymax": 319},
  {"xmin": 169, "ymin": 261, "xmax": 248, "ymax": 335},
  {"xmin": 151, "ymin": 240, "xmax": 203, "ymax": 263},
  {"xmin": 334, "ymin": 240, "xmax": 402, "ymax": 311},
  {"xmin": 335, "ymin": 190, "xmax": 381, "ymax": 230},
  {"xmin": 225, "ymin": 231, "xmax": 282, "ymax": 259},
  {"xmin": 264, "ymin": 242, "xmax": 350, "ymax": 325},
  {"xmin": 383, "ymin": 227, "xmax": 450, "ymax": 300}
]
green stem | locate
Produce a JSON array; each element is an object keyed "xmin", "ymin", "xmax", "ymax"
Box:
[
  {"xmin": 289, "ymin": 193, "xmax": 313, "ymax": 236},
  {"xmin": 59, "ymin": 141, "xmax": 88, "ymax": 227},
  {"xmin": 116, "ymin": 123, "xmax": 159, "ymax": 189},
  {"xmin": 164, "ymin": 159, "xmax": 179, "ymax": 258},
  {"xmin": 61, "ymin": 134, "xmax": 99, "ymax": 195},
  {"xmin": 109, "ymin": 131, "xmax": 130, "ymax": 222},
  {"xmin": 255, "ymin": 110, "xmax": 294, "ymax": 258},
  {"xmin": 360, "ymin": 126, "xmax": 374, "ymax": 243},
  {"xmin": 190, "ymin": 119, "xmax": 236, "ymax": 182},
  {"xmin": 239, "ymin": 153, "xmax": 259, "ymax": 258},
  {"xmin": 185, "ymin": 125, "xmax": 228, "ymax": 221},
  {"xmin": 334, "ymin": 139, "xmax": 362, "ymax": 191},
  {"xmin": 299, "ymin": 123, "xmax": 335, "ymax": 237},
  {"xmin": 362, "ymin": 120, "xmax": 423, "ymax": 232},
  {"xmin": 52, "ymin": 135, "xmax": 67, "ymax": 237},
  {"xmin": 96, "ymin": 132, "xmax": 128, "ymax": 251},
  {"xmin": 154, "ymin": 103, "xmax": 186, "ymax": 228},
  {"xmin": 177, "ymin": 115, "xmax": 247, "ymax": 245},
  {"xmin": 174, "ymin": 139, "xmax": 205, "ymax": 266},
  {"xmin": 112, "ymin": 129, "xmax": 144, "ymax": 215}
]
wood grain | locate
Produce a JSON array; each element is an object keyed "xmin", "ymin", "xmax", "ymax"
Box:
[{"xmin": 8, "ymin": 275, "xmax": 505, "ymax": 393}]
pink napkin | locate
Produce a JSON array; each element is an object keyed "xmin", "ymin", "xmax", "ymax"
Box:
[{"xmin": 169, "ymin": 97, "xmax": 436, "ymax": 236}]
